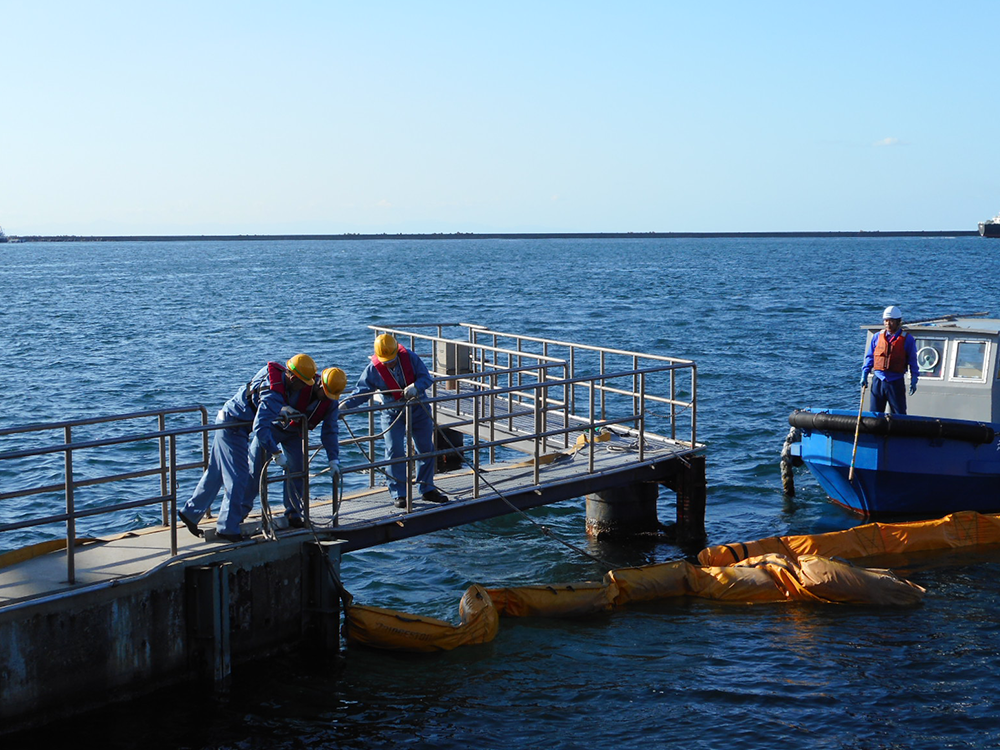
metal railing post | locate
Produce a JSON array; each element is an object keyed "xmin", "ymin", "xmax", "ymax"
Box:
[
  {"xmin": 633, "ymin": 355, "xmax": 640, "ymax": 416},
  {"xmin": 670, "ymin": 368, "xmax": 677, "ymax": 440},
  {"xmin": 639, "ymin": 373, "xmax": 646, "ymax": 462},
  {"xmin": 539, "ymin": 364, "xmax": 548, "ymax": 447},
  {"xmin": 301, "ymin": 419, "xmax": 310, "ymax": 523},
  {"xmin": 200, "ymin": 407, "xmax": 214, "ymax": 519},
  {"xmin": 159, "ymin": 413, "xmax": 168, "ymax": 525},
  {"xmin": 691, "ymin": 365, "xmax": 698, "ymax": 447},
  {"xmin": 64, "ymin": 425, "xmax": 75, "ymax": 584},
  {"xmin": 569, "ymin": 346, "xmax": 576, "ymax": 414},
  {"xmin": 169, "ymin": 434, "xmax": 178, "ymax": 555},
  {"xmin": 404, "ymin": 403, "xmax": 413, "ymax": 511},
  {"xmin": 533, "ymin": 384, "xmax": 541, "ymax": 486},
  {"xmin": 588, "ymin": 379, "xmax": 596, "ymax": 474},
  {"xmin": 368, "ymin": 410, "xmax": 376, "ymax": 489},
  {"xmin": 599, "ymin": 350, "xmax": 607, "ymax": 419},
  {"xmin": 488, "ymin": 373, "xmax": 497, "ymax": 464},
  {"xmin": 473, "ymin": 393, "xmax": 481, "ymax": 498}
]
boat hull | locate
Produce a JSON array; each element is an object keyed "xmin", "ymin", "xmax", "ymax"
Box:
[
  {"xmin": 981, "ymin": 221, "xmax": 1000, "ymax": 238},
  {"xmin": 789, "ymin": 409, "xmax": 1000, "ymax": 516}
]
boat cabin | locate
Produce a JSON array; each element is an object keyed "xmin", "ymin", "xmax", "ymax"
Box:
[{"xmin": 864, "ymin": 314, "xmax": 1000, "ymax": 423}]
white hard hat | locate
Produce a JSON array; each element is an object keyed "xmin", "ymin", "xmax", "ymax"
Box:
[{"xmin": 883, "ymin": 305, "xmax": 902, "ymax": 320}]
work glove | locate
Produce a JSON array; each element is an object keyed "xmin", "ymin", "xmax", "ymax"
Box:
[
  {"xmin": 273, "ymin": 452, "xmax": 287, "ymax": 468},
  {"xmin": 860, "ymin": 372, "xmax": 869, "ymax": 388},
  {"xmin": 403, "ymin": 383, "xmax": 418, "ymax": 400},
  {"xmin": 277, "ymin": 405, "xmax": 296, "ymax": 428},
  {"xmin": 909, "ymin": 382, "xmax": 917, "ymax": 396},
  {"xmin": 329, "ymin": 459, "xmax": 340, "ymax": 480}
]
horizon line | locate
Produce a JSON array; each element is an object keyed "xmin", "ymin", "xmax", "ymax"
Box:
[{"xmin": 5, "ymin": 229, "xmax": 981, "ymax": 242}]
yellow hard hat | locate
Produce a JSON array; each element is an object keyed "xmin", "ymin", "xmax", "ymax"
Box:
[
  {"xmin": 321, "ymin": 367, "xmax": 347, "ymax": 399},
  {"xmin": 374, "ymin": 334, "xmax": 399, "ymax": 362},
  {"xmin": 286, "ymin": 353, "xmax": 318, "ymax": 385}
]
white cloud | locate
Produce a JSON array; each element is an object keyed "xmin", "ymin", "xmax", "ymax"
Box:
[{"xmin": 874, "ymin": 137, "xmax": 900, "ymax": 147}]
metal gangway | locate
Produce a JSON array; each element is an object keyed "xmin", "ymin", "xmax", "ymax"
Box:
[{"xmin": 0, "ymin": 324, "xmax": 701, "ymax": 603}]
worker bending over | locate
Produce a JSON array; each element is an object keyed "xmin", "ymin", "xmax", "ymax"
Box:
[
  {"xmin": 179, "ymin": 353, "xmax": 319, "ymax": 542},
  {"xmin": 271, "ymin": 366, "xmax": 347, "ymax": 526}
]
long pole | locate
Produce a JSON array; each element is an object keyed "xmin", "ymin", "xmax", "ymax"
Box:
[{"xmin": 848, "ymin": 384, "xmax": 867, "ymax": 481}]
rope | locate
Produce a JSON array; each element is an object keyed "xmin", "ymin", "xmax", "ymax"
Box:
[
  {"xmin": 256, "ymin": 451, "xmax": 278, "ymax": 540},
  {"xmin": 408, "ymin": 396, "xmax": 619, "ymax": 570},
  {"xmin": 263, "ymin": 450, "xmax": 354, "ymax": 608},
  {"xmin": 780, "ymin": 426, "xmax": 800, "ymax": 497},
  {"xmin": 281, "ymin": 386, "xmax": 620, "ymax": 593},
  {"xmin": 337, "ymin": 408, "xmax": 407, "ymax": 488}
]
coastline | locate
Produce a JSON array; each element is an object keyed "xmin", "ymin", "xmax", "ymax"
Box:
[{"xmin": 5, "ymin": 229, "xmax": 980, "ymax": 242}]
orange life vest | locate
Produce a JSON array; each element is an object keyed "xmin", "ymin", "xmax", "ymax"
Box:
[{"xmin": 873, "ymin": 331, "xmax": 908, "ymax": 373}]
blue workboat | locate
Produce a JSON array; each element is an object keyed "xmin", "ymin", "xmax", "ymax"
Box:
[{"xmin": 787, "ymin": 313, "xmax": 1000, "ymax": 516}]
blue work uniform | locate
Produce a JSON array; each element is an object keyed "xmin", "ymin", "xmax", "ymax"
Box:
[
  {"xmin": 862, "ymin": 330, "xmax": 919, "ymax": 415},
  {"xmin": 271, "ymin": 389, "xmax": 340, "ymax": 521},
  {"xmin": 181, "ymin": 363, "xmax": 311, "ymax": 535},
  {"xmin": 341, "ymin": 350, "xmax": 437, "ymax": 500}
]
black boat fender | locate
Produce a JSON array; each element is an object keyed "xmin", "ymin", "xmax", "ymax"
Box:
[{"xmin": 788, "ymin": 410, "xmax": 995, "ymax": 445}]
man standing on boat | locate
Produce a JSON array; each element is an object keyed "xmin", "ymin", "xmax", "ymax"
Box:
[
  {"xmin": 178, "ymin": 353, "xmax": 320, "ymax": 542},
  {"xmin": 342, "ymin": 334, "xmax": 449, "ymax": 508},
  {"xmin": 860, "ymin": 305, "xmax": 919, "ymax": 415}
]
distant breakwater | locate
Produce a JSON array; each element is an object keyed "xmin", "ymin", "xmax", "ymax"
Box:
[{"xmin": 6, "ymin": 230, "xmax": 981, "ymax": 242}]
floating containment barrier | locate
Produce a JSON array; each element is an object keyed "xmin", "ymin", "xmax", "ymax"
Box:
[
  {"xmin": 343, "ymin": 583, "xmax": 499, "ymax": 652},
  {"xmin": 345, "ymin": 553, "xmax": 925, "ymax": 652},
  {"xmin": 489, "ymin": 553, "xmax": 924, "ymax": 613},
  {"xmin": 698, "ymin": 510, "xmax": 1000, "ymax": 567}
]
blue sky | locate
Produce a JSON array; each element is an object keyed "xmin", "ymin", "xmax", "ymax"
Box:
[{"xmin": 3, "ymin": 1, "xmax": 998, "ymax": 235}]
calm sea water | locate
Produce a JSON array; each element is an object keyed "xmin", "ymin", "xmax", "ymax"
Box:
[{"xmin": 3, "ymin": 236, "xmax": 1000, "ymax": 749}]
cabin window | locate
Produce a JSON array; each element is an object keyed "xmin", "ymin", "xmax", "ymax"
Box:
[
  {"xmin": 951, "ymin": 340, "xmax": 989, "ymax": 382},
  {"xmin": 914, "ymin": 338, "xmax": 946, "ymax": 378}
]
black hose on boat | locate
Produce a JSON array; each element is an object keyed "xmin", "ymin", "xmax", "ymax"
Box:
[{"xmin": 788, "ymin": 410, "xmax": 995, "ymax": 445}]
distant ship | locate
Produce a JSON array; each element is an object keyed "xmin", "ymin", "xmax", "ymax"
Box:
[
  {"xmin": 979, "ymin": 212, "xmax": 1000, "ymax": 237},
  {"xmin": 0, "ymin": 226, "xmax": 7, "ymax": 243}
]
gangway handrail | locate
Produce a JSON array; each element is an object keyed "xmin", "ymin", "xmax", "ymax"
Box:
[
  {"xmin": 0, "ymin": 406, "xmax": 217, "ymax": 582},
  {"xmin": 0, "ymin": 405, "xmax": 210, "ymax": 437},
  {"xmin": 369, "ymin": 324, "xmax": 570, "ymax": 368},
  {"xmin": 366, "ymin": 322, "xmax": 697, "ymax": 445},
  {"xmin": 463, "ymin": 324, "xmax": 697, "ymax": 366},
  {"xmin": 1, "ymin": 340, "xmax": 699, "ymax": 587},
  {"xmin": 339, "ymin": 364, "xmax": 692, "ymax": 421},
  {"xmin": 0, "ymin": 421, "xmax": 237, "ymax": 462},
  {"xmin": 337, "ymin": 362, "xmax": 698, "ymax": 504}
]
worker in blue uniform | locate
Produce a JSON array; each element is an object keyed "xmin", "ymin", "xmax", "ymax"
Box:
[
  {"xmin": 860, "ymin": 305, "xmax": 919, "ymax": 415},
  {"xmin": 178, "ymin": 353, "xmax": 320, "ymax": 542},
  {"xmin": 272, "ymin": 366, "xmax": 347, "ymax": 527},
  {"xmin": 342, "ymin": 334, "xmax": 448, "ymax": 508}
]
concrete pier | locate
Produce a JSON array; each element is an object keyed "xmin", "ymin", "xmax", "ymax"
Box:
[{"xmin": 0, "ymin": 536, "xmax": 344, "ymax": 734}]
